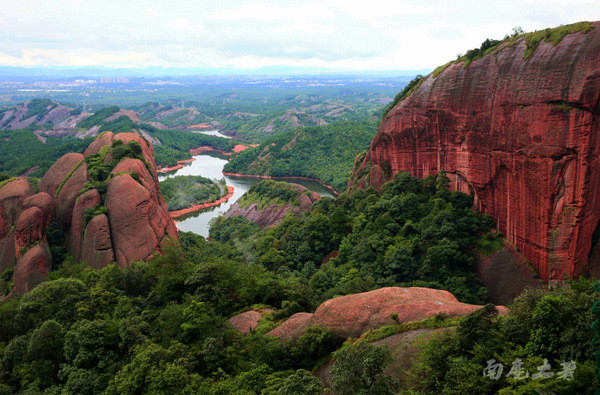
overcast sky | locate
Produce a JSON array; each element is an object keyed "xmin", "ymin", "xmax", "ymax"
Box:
[{"xmin": 0, "ymin": 0, "xmax": 598, "ymax": 72}]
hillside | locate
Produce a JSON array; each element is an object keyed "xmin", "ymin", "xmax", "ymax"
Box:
[
  {"xmin": 224, "ymin": 121, "xmax": 377, "ymax": 192},
  {"xmin": 351, "ymin": 21, "xmax": 600, "ymax": 282},
  {"xmin": 224, "ymin": 180, "xmax": 321, "ymax": 228}
]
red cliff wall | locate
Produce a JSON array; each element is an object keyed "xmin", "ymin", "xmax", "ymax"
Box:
[{"xmin": 353, "ymin": 23, "xmax": 600, "ymax": 282}]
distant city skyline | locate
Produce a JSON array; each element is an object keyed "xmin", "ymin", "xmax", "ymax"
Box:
[{"xmin": 0, "ymin": 0, "xmax": 598, "ymax": 73}]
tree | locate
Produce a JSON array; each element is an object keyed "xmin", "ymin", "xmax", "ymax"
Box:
[
  {"xmin": 278, "ymin": 369, "xmax": 322, "ymax": 394},
  {"xmin": 330, "ymin": 342, "xmax": 399, "ymax": 394}
]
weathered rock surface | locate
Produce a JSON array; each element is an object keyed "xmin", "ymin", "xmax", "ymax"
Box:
[
  {"xmin": 106, "ymin": 172, "xmax": 177, "ymax": 266},
  {"xmin": 13, "ymin": 243, "xmax": 50, "ymax": 293},
  {"xmin": 351, "ymin": 23, "xmax": 600, "ymax": 281},
  {"xmin": 267, "ymin": 287, "xmax": 506, "ymax": 341},
  {"xmin": 69, "ymin": 189, "xmax": 101, "ymax": 259},
  {"xmin": 84, "ymin": 131, "xmax": 114, "ymax": 156},
  {"xmin": 228, "ymin": 308, "xmax": 275, "ymax": 334},
  {"xmin": 39, "ymin": 153, "xmax": 84, "ymax": 197},
  {"xmin": 225, "ymin": 183, "xmax": 320, "ymax": 228},
  {"xmin": 80, "ymin": 214, "xmax": 115, "ymax": 269},
  {"xmin": 0, "ymin": 179, "xmax": 51, "ymax": 285}
]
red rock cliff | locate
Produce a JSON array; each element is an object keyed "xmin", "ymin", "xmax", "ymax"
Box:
[
  {"xmin": 39, "ymin": 132, "xmax": 178, "ymax": 269},
  {"xmin": 351, "ymin": 22, "xmax": 600, "ymax": 282}
]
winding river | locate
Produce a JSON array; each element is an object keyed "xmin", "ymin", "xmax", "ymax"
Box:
[{"xmin": 158, "ymin": 131, "xmax": 336, "ymax": 237}]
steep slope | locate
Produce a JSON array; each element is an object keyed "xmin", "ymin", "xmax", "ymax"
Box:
[
  {"xmin": 225, "ymin": 180, "xmax": 320, "ymax": 228},
  {"xmin": 0, "ymin": 178, "xmax": 53, "ymax": 293},
  {"xmin": 351, "ymin": 22, "xmax": 600, "ymax": 282},
  {"xmin": 0, "ymin": 99, "xmax": 90, "ymax": 131},
  {"xmin": 0, "ymin": 131, "xmax": 179, "ymax": 294},
  {"xmin": 38, "ymin": 131, "xmax": 178, "ymax": 268},
  {"xmin": 224, "ymin": 121, "xmax": 376, "ymax": 192}
]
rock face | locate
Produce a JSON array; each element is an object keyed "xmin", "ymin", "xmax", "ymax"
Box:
[
  {"xmin": 67, "ymin": 132, "xmax": 177, "ymax": 268},
  {"xmin": 0, "ymin": 131, "xmax": 179, "ymax": 294},
  {"xmin": 0, "ymin": 179, "xmax": 52, "ymax": 291},
  {"xmin": 267, "ymin": 287, "xmax": 506, "ymax": 341},
  {"xmin": 351, "ymin": 22, "xmax": 600, "ymax": 281},
  {"xmin": 225, "ymin": 183, "xmax": 320, "ymax": 228}
]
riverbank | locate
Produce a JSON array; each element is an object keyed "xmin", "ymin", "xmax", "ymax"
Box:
[
  {"xmin": 157, "ymin": 158, "xmax": 197, "ymax": 173},
  {"xmin": 222, "ymin": 172, "xmax": 340, "ymax": 196},
  {"xmin": 169, "ymin": 186, "xmax": 235, "ymax": 219},
  {"xmin": 189, "ymin": 144, "xmax": 256, "ymax": 156}
]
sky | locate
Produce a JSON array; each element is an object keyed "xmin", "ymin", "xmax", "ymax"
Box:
[{"xmin": 0, "ymin": 0, "xmax": 599, "ymax": 73}]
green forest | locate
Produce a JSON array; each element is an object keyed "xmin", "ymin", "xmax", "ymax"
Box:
[
  {"xmin": 0, "ymin": 171, "xmax": 597, "ymax": 393},
  {"xmin": 160, "ymin": 175, "xmax": 227, "ymax": 211},
  {"xmin": 224, "ymin": 121, "xmax": 377, "ymax": 192},
  {"xmin": 0, "ymin": 130, "xmax": 93, "ymax": 178}
]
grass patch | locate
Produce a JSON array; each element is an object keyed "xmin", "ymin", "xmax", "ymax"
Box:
[
  {"xmin": 382, "ymin": 75, "xmax": 425, "ymax": 118},
  {"xmin": 523, "ymin": 21, "xmax": 595, "ymax": 59},
  {"xmin": 55, "ymin": 159, "xmax": 85, "ymax": 198},
  {"xmin": 432, "ymin": 61, "xmax": 453, "ymax": 78},
  {"xmin": 355, "ymin": 315, "xmax": 460, "ymax": 344},
  {"xmin": 0, "ymin": 177, "xmax": 17, "ymax": 190}
]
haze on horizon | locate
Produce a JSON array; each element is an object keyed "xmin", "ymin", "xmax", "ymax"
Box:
[{"xmin": 0, "ymin": 0, "xmax": 599, "ymax": 74}]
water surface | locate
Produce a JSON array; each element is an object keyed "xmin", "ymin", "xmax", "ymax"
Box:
[{"xmin": 159, "ymin": 152, "xmax": 334, "ymax": 237}]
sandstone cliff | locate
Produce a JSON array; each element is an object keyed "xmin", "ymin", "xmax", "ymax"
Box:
[
  {"xmin": 0, "ymin": 178, "xmax": 53, "ymax": 292},
  {"xmin": 0, "ymin": 131, "xmax": 178, "ymax": 294},
  {"xmin": 351, "ymin": 22, "xmax": 600, "ymax": 281},
  {"xmin": 39, "ymin": 131, "xmax": 177, "ymax": 268}
]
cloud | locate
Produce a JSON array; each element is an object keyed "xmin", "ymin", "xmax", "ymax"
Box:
[{"xmin": 0, "ymin": 0, "xmax": 599, "ymax": 71}]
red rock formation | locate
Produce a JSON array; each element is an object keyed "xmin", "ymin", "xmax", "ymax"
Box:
[
  {"xmin": 0, "ymin": 179, "xmax": 52, "ymax": 290},
  {"xmin": 80, "ymin": 214, "xmax": 114, "ymax": 269},
  {"xmin": 12, "ymin": 244, "xmax": 51, "ymax": 293},
  {"xmin": 352, "ymin": 23, "xmax": 600, "ymax": 281},
  {"xmin": 228, "ymin": 308, "xmax": 275, "ymax": 334},
  {"xmin": 39, "ymin": 153, "xmax": 84, "ymax": 197},
  {"xmin": 268, "ymin": 287, "xmax": 507, "ymax": 341},
  {"xmin": 225, "ymin": 183, "xmax": 320, "ymax": 228},
  {"xmin": 105, "ymin": 173, "xmax": 177, "ymax": 266},
  {"xmin": 69, "ymin": 189, "xmax": 102, "ymax": 259},
  {"xmin": 84, "ymin": 131, "xmax": 114, "ymax": 156}
]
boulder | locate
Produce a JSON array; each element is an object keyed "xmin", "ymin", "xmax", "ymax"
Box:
[
  {"xmin": 14, "ymin": 207, "xmax": 44, "ymax": 256},
  {"xmin": 54, "ymin": 160, "xmax": 88, "ymax": 228},
  {"xmin": 268, "ymin": 287, "xmax": 507, "ymax": 341},
  {"xmin": 228, "ymin": 308, "xmax": 275, "ymax": 334},
  {"xmin": 105, "ymin": 173, "xmax": 176, "ymax": 266},
  {"xmin": 23, "ymin": 192, "xmax": 53, "ymax": 231}
]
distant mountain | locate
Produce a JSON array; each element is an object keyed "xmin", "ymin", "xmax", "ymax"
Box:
[{"xmin": 0, "ymin": 65, "xmax": 433, "ymax": 78}]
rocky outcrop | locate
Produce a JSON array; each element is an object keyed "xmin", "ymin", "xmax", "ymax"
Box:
[
  {"xmin": 0, "ymin": 131, "xmax": 178, "ymax": 294},
  {"xmin": 351, "ymin": 22, "xmax": 600, "ymax": 281},
  {"xmin": 225, "ymin": 183, "xmax": 320, "ymax": 228},
  {"xmin": 267, "ymin": 287, "xmax": 507, "ymax": 341},
  {"xmin": 228, "ymin": 308, "xmax": 275, "ymax": 334},
  {"xmin": 0, "ymin": 179, "xmax": 52, "ymax": 290},
  {"xmin": 67, "ymin": 132, "xmax": 177, "ymax": 268},
  {"xmin": 12, "ymin": 244, "xmax": 51, "ymax": 293}
]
